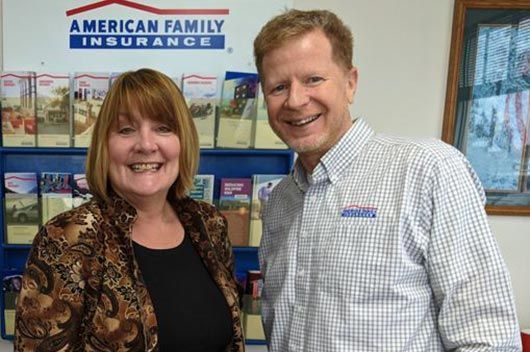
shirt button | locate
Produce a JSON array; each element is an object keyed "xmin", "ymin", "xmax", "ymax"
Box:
[
  {"xmin": 296, "ymin": 305, "xmax": 304, "ymax": 313},
  {"xmin": 300, "ymin": 231, "xmax": 308, "ymax": 238},
  {"xmin": 298, "ymin": 269, "xmax": 305, "ymax": 277}
]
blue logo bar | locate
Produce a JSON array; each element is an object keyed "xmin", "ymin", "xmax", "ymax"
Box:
[
  {"xmin": 70, "ymin": 34, "xmax": 225, "ymax": 49},
  {"xmin": 341, "ymin": 207, "xmax": 377, "ymax": 218}
]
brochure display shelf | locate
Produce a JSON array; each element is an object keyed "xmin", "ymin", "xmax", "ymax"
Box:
[{"xmin": 0, "ymin": 146, "xmax": 294, "ymax": 342}]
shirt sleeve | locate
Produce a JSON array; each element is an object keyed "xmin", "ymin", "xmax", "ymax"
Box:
[
  {"xmin": 426, "ymin": 151, "xmax": 521, "ymax": 351},
  {"xmin": 14, "ymin": 224, "xmax": 90, "ymax": 351}
]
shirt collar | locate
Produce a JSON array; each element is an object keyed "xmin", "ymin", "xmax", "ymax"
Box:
[{"xmin": 291, "ymin": 118, "xmax": 375, "ymax": 189}]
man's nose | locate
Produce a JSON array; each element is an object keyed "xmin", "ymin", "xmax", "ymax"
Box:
[{"xmin": 285, "ymin": 82, "xmax": 310, "ymax": 109}]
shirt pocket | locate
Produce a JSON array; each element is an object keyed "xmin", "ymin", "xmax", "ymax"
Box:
[{"xmin": 320, "ymin": 220, "xmax": 396, "ymax": 299}]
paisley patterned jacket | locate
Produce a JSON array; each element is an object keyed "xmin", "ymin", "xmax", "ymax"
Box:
[{"xmin": 14, "ymin": 195, "xmax": 245, "ymax": 351}]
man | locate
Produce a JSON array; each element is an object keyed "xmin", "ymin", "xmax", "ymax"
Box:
[{"xmin": 254, "ymin": 9, "xmax": 521, "ymax": 351}]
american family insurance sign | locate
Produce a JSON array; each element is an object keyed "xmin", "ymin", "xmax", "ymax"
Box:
[
  {"xmin": 66, "ymin": 1, "xmax": 229, "ymax": 49},
  {"xmin": 2, "ymin": 0, "xmax": 291, "ymax": 72}
]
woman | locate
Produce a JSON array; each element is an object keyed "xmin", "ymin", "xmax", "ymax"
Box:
[{"xmin": 15, "ymin": 68, "xmax": 244, "ymax": 351}]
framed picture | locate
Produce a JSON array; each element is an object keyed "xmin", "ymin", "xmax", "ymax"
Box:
[{"xmin": 442, "ymin": 0, "xmax": 530, "ymax": 215}]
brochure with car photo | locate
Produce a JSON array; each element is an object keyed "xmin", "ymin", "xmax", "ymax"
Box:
[
  {"xmin": 3, "ymin": 172, "xmax": 39, "ymax": 244},
  {"xmin": 181, "ymin": 74, "xmax": 218, "ymax": 149}
]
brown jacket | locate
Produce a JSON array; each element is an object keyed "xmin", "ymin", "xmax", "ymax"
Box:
[{"xmin": 15, "ymin": 195, "xmax": 245, "ymax": 351}]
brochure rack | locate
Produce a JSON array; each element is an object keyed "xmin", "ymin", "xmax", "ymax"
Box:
[{"xmin": 0, "ymin": 146, "xmax": 294, "ymax": 342}]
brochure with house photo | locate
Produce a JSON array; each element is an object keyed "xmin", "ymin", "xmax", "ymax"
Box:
[
  {"xmin": 1, "ymin": 71, "xmax": 37, "ymax": 147},
  {"xmin": 73, "ymin": 72, "xmax": 109, "ymax": 147},
  {"xmin": 216, "ymin": 72, "xmax": 258, "ymax": 148},
  {"xmin": 36, "ymin": 73, "xmax": 71, "ymax": 147}
]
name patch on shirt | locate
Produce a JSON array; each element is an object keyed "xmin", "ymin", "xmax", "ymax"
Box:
[{"xmin": 341, "ymin": 205, "xmax": 377, "ymax": 218}]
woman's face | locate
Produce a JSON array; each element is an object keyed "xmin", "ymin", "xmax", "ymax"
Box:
[{"xmin": 107, "ymin": 107, "xmax": 181, "ymax": 204}]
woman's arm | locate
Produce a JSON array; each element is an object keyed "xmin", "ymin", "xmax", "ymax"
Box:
[{"xmin": 15, "ymin": 218, "xmax": 98, "ymax": 351}]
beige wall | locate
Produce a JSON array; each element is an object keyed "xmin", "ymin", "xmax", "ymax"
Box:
[{"xmin": 294, "ymin": 0, "xmax": 530, "ymax": 329}]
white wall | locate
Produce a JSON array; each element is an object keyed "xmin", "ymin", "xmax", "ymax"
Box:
[
  {"xmin": 294, "ymin": 0, "xmax": 530, "ymax": 329},
  {"xmin": 0, "ymin": 0, "xmax": 528, "ymax": 330}
]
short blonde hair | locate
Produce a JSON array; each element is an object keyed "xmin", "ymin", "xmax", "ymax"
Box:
[
  {"xmin": 254, "ymin": 9, "xmax": 354, "ymax": 78},
  {"xmin": 86, "ymin": 68, "xmax": 199, "ymax": 203}
]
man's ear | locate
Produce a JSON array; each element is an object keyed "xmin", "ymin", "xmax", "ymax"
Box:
[{"xmin": 346, "ymin": 67, "xmax": 358, "ymax": 104}]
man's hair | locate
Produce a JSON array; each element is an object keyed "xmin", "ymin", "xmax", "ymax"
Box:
[
  {"xmin": 86, "ymin": 68, "xmax": 199, "ymax": 203},
  {"xmin": 254, "ymin": 9, "xmax": 354, "ymax": 78}
]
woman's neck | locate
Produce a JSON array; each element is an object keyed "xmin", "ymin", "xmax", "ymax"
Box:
[{"xmin": 124, "ymin": 196, "xmax": 185, "ymax": 249}]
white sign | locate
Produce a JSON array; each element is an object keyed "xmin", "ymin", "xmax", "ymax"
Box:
[{"xmin": 2, "ymin": 0, "xmax": 291, "ymax": 76}]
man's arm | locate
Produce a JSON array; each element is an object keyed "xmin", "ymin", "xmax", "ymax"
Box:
[{"xmin": 426, "ymin": 151, "xmax": 521, "ymax": 351}]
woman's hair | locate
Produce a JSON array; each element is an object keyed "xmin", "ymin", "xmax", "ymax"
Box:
[
  {"xmin": 254, "ymin": 9, "xmax": 354, "ymax": 78},
  {"xmin": 86, "ymin": 68, "xmax": 199, "ymax": 203}
]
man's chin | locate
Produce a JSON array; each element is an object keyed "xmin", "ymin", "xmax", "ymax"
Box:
[{"xmin": 289, "ymin": 138, "xmax": 326, "ymax": 155}]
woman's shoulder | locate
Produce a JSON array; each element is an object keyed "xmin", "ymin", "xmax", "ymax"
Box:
[
  {"xmin": 177, "ymin": 197, "xmax": 221, "ymax": 217},
  {"xmin": 41, "ymin": 199, "xmax": 104, "ymax": 243},
  {"xmin": 178, "ymin": 197, "xmax": 226, "ymax": 231}
]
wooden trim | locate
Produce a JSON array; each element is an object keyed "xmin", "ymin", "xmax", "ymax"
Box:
[
  {"xmin": 442, "ymin": 0, "xmax": 467, "ymax": 144},
  {"xmin": 486, "ymin": 205, "xmax": 530, "ymax": 216}
]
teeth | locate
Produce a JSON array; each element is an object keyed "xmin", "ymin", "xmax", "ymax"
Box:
[
  {"xmin": 289, "ymin": 114, "xmax": 319, "ymax": 126},
  {"xmin": 130, "ymin": 163, "xmax": 160, "ymax": 172}
]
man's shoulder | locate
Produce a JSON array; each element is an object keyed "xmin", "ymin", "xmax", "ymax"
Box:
[
  {"xmin": 269, "ymin": 174, "xmax": 295, "ymax": 196},
  {"xmin": 371, "ymin": 133, "xmax": 464, "ymax": 165},
  {"xmin": 368, "ymin": 133, "xmax": 480, "ymax": 193},
  {"xmin": 262, "ymin": 176, "xmax": 297, "ymax": 211}
]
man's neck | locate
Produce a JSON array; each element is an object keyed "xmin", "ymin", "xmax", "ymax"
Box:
[
  {"xmin": 299, "ymin": 153, "xmax": 321, "ymax": 174},
  {"xmin": 299, "ymin": 118, "xmax": 357, "ymax": 173}
]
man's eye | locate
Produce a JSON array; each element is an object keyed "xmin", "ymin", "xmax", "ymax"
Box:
[
  {"xmin": 270, "ymin": 84, "xmax": 286, "ymax": 95},
  {"xmin": 306, "ymin": 76, "xmax": 324, "ymax": 85}
]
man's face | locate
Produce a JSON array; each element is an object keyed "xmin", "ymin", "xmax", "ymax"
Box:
[{"xmin": 261, "ymin": 29, "xmax": 357, "ymax": 160}]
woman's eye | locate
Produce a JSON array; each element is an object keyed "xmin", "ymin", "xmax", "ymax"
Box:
[
  {"xmin": 118, "ymin": 127, "xmax": 135, "ymax": 135},
  {"xmin": 157, "ymin": 125, "xmax": 173, "ymax": 133}
]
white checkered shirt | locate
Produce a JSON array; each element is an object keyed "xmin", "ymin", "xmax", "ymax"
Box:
[{"xmin": 259, "ymin": 118, "xmax": 521, "ymax": 351}]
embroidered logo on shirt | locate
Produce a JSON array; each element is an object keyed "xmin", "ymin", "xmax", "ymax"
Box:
[{"xmin": 340, "ymin": 204, "xmax": 377, "ymax": 218}]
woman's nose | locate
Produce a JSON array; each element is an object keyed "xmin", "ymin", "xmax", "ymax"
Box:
[{"xmin": 135, "ymin": 129, "xmax": 158, "ymax": 153}]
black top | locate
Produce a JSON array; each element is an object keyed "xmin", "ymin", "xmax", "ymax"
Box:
[{"xmin": 133, "ymin": 235, "xmax": 233, "ymax": 352}]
